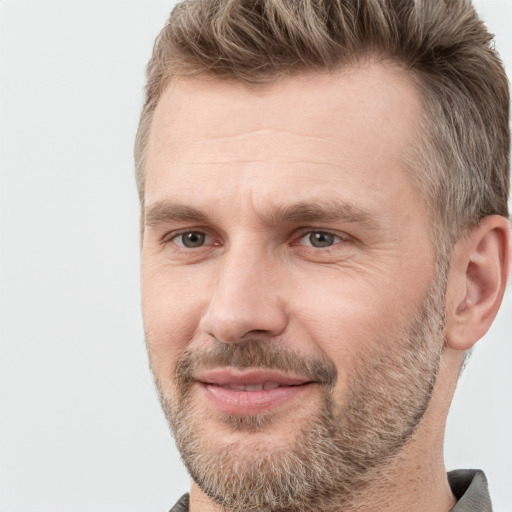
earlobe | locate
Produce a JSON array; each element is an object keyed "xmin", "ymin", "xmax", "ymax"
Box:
[{"xmin": 445, "ymin": 215, "xmax": 511, "ymax": 351}]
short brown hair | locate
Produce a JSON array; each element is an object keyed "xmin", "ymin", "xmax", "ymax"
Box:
[{"xmin": 135, "ymin": 0, "xmax": 510, "ymax": 246}]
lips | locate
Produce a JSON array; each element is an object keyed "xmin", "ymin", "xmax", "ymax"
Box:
[
  {"xmin": 195, "ymin": 369, "xmax": 314, "ymax": 415},
  {"xmin": 213, "ymin": 382, "xmax": 281, "ymax": 391}
]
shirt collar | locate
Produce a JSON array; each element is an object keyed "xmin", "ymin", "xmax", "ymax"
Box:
[{"xmin": 449, "ymin": 470, "xmax": 492, "ymax": 512}]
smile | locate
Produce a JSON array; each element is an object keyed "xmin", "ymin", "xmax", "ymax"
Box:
[
  {"xmin": 195, "ymin": 369, "xmax": 315, "ymax": 415},
  {"xmin": 212, "ymin": 382, "xmax": 293, "ymax": 391}
]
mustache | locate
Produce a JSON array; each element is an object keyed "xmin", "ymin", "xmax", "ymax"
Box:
[{"xmin": 174, "ymin": 341, "xmax": 338, "ymax": 387}]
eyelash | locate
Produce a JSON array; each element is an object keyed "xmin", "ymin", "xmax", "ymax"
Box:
[
  {"xmin": 164, "ymin": 229, "xmax": 217, "ymax": 248},
  {"xmin": 293, "ymin": 229, "xmax": 351, "ymax": 249},
  {"xmin": 163, "ymin": 228, "xmax": 352, "ymax": 250}
]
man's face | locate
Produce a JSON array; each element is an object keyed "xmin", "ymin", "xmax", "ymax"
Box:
[{"xmin": 141, "ymin": 64, "xmax": 445, "ymax": 511}]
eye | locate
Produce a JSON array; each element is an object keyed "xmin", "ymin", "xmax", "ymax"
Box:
[
  {"xmin": 298, "ymin": 231, "xmax": 344, "ymax": 248},
  {"xmin": 173, "ymin": 231, "xmax": 209, "ymax": 248}
]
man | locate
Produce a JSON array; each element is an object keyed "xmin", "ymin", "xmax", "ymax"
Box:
[{"xmin": 135, "ymin": 0, "xmax": 511, "ymax": 511}]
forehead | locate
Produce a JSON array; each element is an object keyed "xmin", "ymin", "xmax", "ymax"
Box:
[{"xmin": 144, "ymin": 63, "xmax": 424, "ymax": 214}]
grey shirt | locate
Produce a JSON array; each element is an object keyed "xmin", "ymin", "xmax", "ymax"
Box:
[{"xmin": 169, "ymin": 469, "xmax": 492, "ymax": 512}]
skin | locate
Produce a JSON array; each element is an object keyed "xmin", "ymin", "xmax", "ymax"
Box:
[{"xmin": 140, "ymin": 62, "xmax": 511, "ymax": 511}]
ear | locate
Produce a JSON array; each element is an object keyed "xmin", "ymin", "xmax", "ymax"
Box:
[{"xmin": 445, "ymin": 215, "xmax": 511, "ymax": 351}]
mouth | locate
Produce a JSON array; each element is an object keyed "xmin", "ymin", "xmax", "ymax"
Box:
[
  {"xmin": 195, "ymin": 369, "xmax": 316, "ymax": 415},
  {"xmin": 208, "ymin": 382, "xmax": 293, "ymax": 391}
]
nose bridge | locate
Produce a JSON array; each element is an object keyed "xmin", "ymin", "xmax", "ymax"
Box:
[{"xmin": 201, "ymin": 238, "xmax": 288, "ymax": 343}]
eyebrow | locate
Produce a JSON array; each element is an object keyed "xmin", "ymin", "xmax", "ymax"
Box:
[
  {"xmin": 262, "ymin": 201, "xmax": 380, "ymax": 229},
  {"xmin": 145, "ymin": 202, "xmax": 209, "ymax": 227},
  {"xmin": 144, "ymin": 199, "xmax": 381, "ymax": 230}
]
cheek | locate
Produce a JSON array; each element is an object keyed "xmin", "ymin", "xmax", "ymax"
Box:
[
  {"xmin": 289, "ymin": 268, "xmax": 427, "ymax": 376},
  {"xmin": 141, "ymin": 261, "xmax": 209, "ymax": 381}
]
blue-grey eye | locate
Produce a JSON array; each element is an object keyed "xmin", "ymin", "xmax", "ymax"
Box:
[
  {"xmin": 176, "ymin": 231, "xmax": 206, "ymax": 248},
  {"xmin": 307, "ymin": 231, "xmax": 337, "ymax": 248}
]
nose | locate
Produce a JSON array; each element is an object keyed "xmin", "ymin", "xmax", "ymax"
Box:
[{"xmin": 200, "ymin": 244, "xmax": 289, "ymax": 343}]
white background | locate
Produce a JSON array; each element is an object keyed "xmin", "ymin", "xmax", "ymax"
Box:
[{"xmin": 0, "ymin": 1, "xmax": 511, "ymax": 511}]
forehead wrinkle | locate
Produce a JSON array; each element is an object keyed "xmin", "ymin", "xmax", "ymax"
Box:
[{"xmin": 202, "ymin": 128, "xmax": 340, "ymax": 146}]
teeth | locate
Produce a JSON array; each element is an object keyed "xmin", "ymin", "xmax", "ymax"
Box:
[
  {"xmin": 226, "ymin": 384, "xmax": 247, "ymax": 391},
  {"xmin": 244, "ymin": 384, "xmax": 264, "ymax": 391},
  {"xmin": 221, "ymin": 382, "xmax": 281, "ymax": 391}
]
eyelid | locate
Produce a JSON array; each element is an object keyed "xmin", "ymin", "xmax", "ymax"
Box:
[
  {"xmin": 161, "ymin": 228, "xmax": 216, "ymax": 246},
  {"xmin": 292, "ymin": 228, "xmax": 353, "ymax": 246},
  {"xmin": 159, "ymin": 227, "xmax": 354, "ymax": 248}
]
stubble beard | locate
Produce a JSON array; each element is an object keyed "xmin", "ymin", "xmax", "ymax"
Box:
[{"xmin": 151, "ymin": 274, "xmax": 447, "ymax": 512}]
